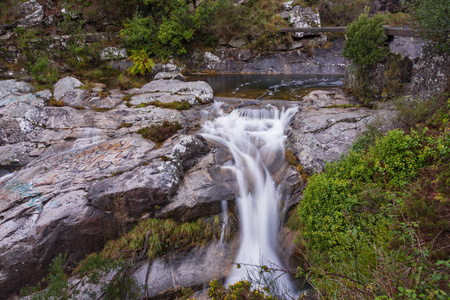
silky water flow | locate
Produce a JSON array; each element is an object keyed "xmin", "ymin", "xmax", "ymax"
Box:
[{"xmin": 201, "ymin": 102, "xmax": 299, "ymax": 298}]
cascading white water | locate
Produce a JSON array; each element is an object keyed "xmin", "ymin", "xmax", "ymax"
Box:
[{"xmin": 201, "ymin": 102, "xmax": 298, "ymax": 298}]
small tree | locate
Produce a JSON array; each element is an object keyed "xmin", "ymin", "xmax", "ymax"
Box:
[
  {"xmin": 343, "ymin": 8, "xmax": 389, "ymax": 100},
  {"xmin": 343, "ymin": 8, "xmax": 388, "ymax": 68}
]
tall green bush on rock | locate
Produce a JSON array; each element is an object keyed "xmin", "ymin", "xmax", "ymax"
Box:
[
  {"xmin": 343, "ymin": 8, "xmax": 388, "ymax": 68},
  {"xmin": 408, "ymin": 0, "xmax": 450, "ymax": 52}
]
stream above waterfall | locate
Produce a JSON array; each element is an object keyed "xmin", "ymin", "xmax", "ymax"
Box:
[{"xmin": 186, "ymin": 74, "xmax": 343, "ymax": 100}]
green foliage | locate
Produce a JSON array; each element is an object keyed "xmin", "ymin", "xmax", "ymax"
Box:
[
  {"xmin": 120, "ymin": 0, "xmax": 218, "ymax": 57},
  {"xmin": 21, "ymin": 254, "xmax": 73, "ymax": 299},
  {"xmin": 137, "ymin": 121, "xmax": 182, "ymax": 143},
  {"xmin": 96, "ymin": 218, "xmax": 226, "ymax": 261},
  {"xmin": 343, "ymin": 8, "xmax": 388, "ymax": 67},
  {"xmin": 207, "ymin": 279, "xmax": 276, "ymax": 300},
  {"xmin": 296, "ymin": 94, "xmax": 450, "ymax": 299},
  {"xmin": 307, "ymin": 0, "xmax": 370, "ymax": 26},
  {"xmin": 127, "ymin": 49, "xmax": 154, "ymax": 76},
  {"xmin": 207, "ymin": 0, "xmax": 291, "ymax": 51},
  {"xmin": 29, "ymin": 57, "xmax": 59, "ymax": 87},
  {"xmin": 408, "ymin": 0, "xmax": 450, "ymax": 52}
]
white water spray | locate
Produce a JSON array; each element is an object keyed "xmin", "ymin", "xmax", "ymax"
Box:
[{"xmin": 201, "ymin": 102, "xmax": 298, "ymax": 298}]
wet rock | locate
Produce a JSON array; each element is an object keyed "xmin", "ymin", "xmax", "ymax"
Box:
[
  {"xmin": 134, "ymin": 238, "xmax": 239, "ymax": 299},
  {"xmin": 171, "ymin": 135, "xmax": 210, "ymax": 172},
  {"xmin": 53, "ymin": 76, "xmax": 84, "ymax": 101}
]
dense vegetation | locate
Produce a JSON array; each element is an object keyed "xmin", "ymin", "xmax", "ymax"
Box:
[{"xmin": 295, "ymin": 93, "xmax": 450, "ymax": 299}]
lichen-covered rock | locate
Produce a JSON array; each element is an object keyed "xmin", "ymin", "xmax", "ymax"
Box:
[
  {"xmin": 18, "ymin": 0, "xmax": 44, "ymax": 27},
  {"xmin": 135, "ymin": 77, "xmax": 214, "ymax": 105},
  {"xmin": 0, "ymin": 80, "xmax": 35, "ymax": 104},
  {"xmin": 53, "ymin": 76, "xmax": 84, "ymax": 101},
  {"xmin": 410, "ymin": 44, "xmax": 450, "ymax": 99},
  {"xmin": 100, "ymin": 47, "xmax": 128, "ymax": 61},
  {"xmin": 279, "ymin": 6, "xmax": 321, "ymax": 38}
]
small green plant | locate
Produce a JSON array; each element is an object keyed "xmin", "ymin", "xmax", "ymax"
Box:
[
  {"xmin": 137, "ymin": 121, "xmax": 182, "ymax": 143},
  {"xmin": 127, "ymin": 50, "xmax": 154, "ymax": 76},
  {"xmin": 207, "ymin": 279, "xmax": 276, "ymax": 300},
  {"xmin": 30, "ymin": 57, "xmax": 59, "ymax": 86}
]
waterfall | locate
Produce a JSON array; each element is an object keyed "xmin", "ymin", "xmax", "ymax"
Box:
[{"xmin": 201, "ymin": 102, "xmax": 298, "ymax": 298}]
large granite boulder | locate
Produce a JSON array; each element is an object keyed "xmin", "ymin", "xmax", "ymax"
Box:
[
  {"xmin": 130, "ymin": 73, "xmax": 214, "ymax": 106},
  {"xmin": 287, "ymin": 89, "xmax": 394, "ymax": 174}
]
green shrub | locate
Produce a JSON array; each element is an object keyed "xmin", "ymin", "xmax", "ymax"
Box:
[
  {"xmin": 30, "ymin": 57, "xmax": 59, "ymax": 86},
  {"xmin": 296, "ymin": 94, "xmax": 450, "ymax": 299},
  {"xmin": 120, "ymin": 0, "xmax": 218, "ymax": 58},
  {"xmin": 408, "ymin": 0, "xmax": 450, "ymax": 52},
  {"xmin": 207, "ymin": 279, "xmax": 276, "ymax": 300},
  {"xmin": 343, "ymin": 8, "xmax": 388, "ymax": 68},
  {"xmin": 127, "ymin": 49, "xmax": 154, "ymax": 76}
]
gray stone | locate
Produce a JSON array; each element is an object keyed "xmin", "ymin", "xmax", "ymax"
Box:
[
  {"xmin": 389, "ymin": 36, "xmax": 423, "ymax": 60},
  {"xmin": 53, "ymin": 76, "xmax": 84, "ymax": 101},
  {"xmin": 0, "ymin": 80, "xmax": 35, "ymax": 104},
  {"xmin": 154, "ymin": 72, "xmax": 186, "ymax": 82},
  {"xmin": 19, "ymin": 0, "xmax": 44, "ymax": 27},
  {"xmin": 203, "ymin": 51, "xmax": 221, "ymax": 70},
  {"xmin": 138, "ymin": 78, "xmax": 214, "ymax": 104},
  {"xmin": 280, "ymin": 6, "xmax": 321, "ymax": 38},
  {"xmin": 62, "ymin": 88, "xmax": 89, "ymax": 107},
  {"xmin": 152, "ymin": 62, "xmax": 183, "ymax": 74},
  {"xmin": 229, "ymin": 38, "xmax": 247, "ymax": 48},
  {"xmin": 287, "ymin": 89, "xmax": 390, "ymax": 173},
  {"xmin": 100, "ymin": 47, "xmax": 128, "ymax": 61},
  {"xmin": 282, "ymin": 0, "xmax": 294, "ymax": 11}
]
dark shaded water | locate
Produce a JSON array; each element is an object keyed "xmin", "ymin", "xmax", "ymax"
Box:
[{"xmin": 186, "ymin": 74, "xmax": 344, "ymax": 100}]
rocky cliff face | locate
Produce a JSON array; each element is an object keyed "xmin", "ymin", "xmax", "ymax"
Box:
[{"xmin": 0, "ymin": 73, "xmax": 389, "ymax": 298}]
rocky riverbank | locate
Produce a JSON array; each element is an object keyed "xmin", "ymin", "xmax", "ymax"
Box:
[{"xmin": 0, "ymin": 72, "xmax": 394, "ymax": 299}]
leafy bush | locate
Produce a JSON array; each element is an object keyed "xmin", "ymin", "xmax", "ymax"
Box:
[
  {"xmin": 137, "ymin": 121, "xmax": 182, "ymax": 143},
  {"xmin": 120, "ymin": 0, "xmax": 218, "ymax": 57},
  {"xmin": 343, "ymin": 8, "xmax": 388, "ymax": 67},
  {"xmin": 127, "ymin": 49, "xmax": 154, "ymax": 76},
  {"xmin": 408, "ymin": 0, "xmax": 450, "ymax": 52},
  {"xmin": 30, "ymin": 57, "xmax": 59, "ymax": 86},
  {"xmin": 296, "ymin": 94, "xmax": 450, "ymax": 299}
]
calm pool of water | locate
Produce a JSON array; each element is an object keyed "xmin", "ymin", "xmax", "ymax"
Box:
[{"xmin": 186, "ymin": 74, "xmax": 344, "ymax": 100}]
